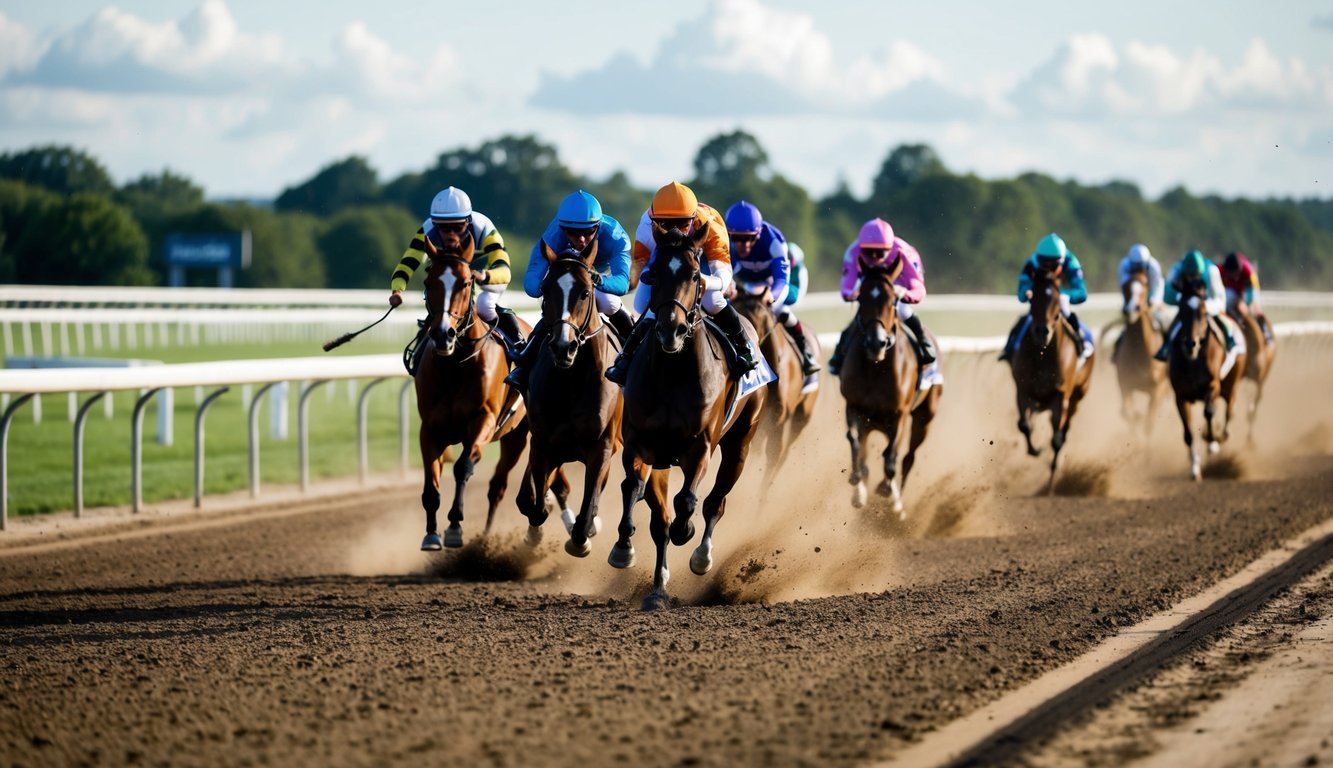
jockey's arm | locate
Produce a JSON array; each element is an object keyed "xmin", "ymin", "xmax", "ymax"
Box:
[
  {"xmin": 1204, "ymin": 267, "xmax": 1226, "ymax": 316},
  {"xmin": 1062, "ymin": 254, "xmax": 1088, "ymax": 304},
  {"xmin": 1016, "ymin": 264, "xmax": 1034, "ymax": 304},
  {"xmin": 767, "ymin": 238, "xmax": 791, "ymax": 303},
  {"xmin": 523, "ymin": 239, "xmax": 550, "ymax": 298},
  {"xmin": 596, "ymin": 220, "xmax": 633, "ymax": 296},
  {"xmin": 390, "ymin": 228, "xmax": 428, "ymax": 294},
  {"xmin": 839, "ymin": 244, "xmax": 860, "ymax": 300}
]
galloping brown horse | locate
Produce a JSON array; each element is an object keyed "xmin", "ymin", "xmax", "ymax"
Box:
[
  {"xmin": 415, "ymin": 229, "xmax": 530, "ymax": 550},
  {"xmin": 608, "ymin": 226, "xmax": 766, "ymax": 610},
  {"xmin": 1168, "ymin": 280, "xmax": 1245, "ymax": 481},
  {"xmin": 516, "ymin": 243, "xmax": 623, "ymax": 557},
  {"xmin": 1227, "ymin": 300, "xmax": 1276, "ymax": 443},
  {"xmin": 1112, "ymin": 268, "xmax": 1167, "ymax": 434},
  {"xmin": 838, "ymin": 265, "xmax": 941, "ymax": 518},
  {"xmin": 1008, "ymin": 265, "xmax": 1094, "ymax": 492},
  {"xmin": 732, "ymin": 283, "xmax": 819, "ymax": 486}
]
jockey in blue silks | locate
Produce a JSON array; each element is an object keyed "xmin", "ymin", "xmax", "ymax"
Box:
[
  {"xmin": 723, "ymin": 201, "xmax": 821, "ymax": 375},
  {"xmin": 999, "ymin": 232, "xmax": 1090, "ymax": 361},
  {"xmin": 504, "ymin": 190, "xmax": 634, "ymax": 390}
]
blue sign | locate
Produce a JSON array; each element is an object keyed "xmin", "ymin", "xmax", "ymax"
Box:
[{"xmin": 165, "ymin": 232, "xmax": 251, "ymax": 269}]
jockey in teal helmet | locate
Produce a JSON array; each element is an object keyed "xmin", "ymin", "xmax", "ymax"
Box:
[
  {"xmin": 724, "ymin": 200, "xmax": 820, "ymax": 374},
  {"xmin": 1154, "ymin": 249, "xmax": 1236, "ymax": 360},
  {"xmin": 503, "ymin": 189, "xmax": 635, "ymax": 391},
  {"xmin": 999, "ymin": 233, "xmax": 1089, "ymax": 362}
]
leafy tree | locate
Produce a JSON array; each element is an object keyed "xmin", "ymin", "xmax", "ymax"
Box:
[
  {"xmin": 274, "ymin": 156, "xmax": 381, "ymax": 217},
  {"xmin": 118, "ymin": 169, "xmax": 205, "ymax": 219},
  {"xmin": 13, "ymin": 194, "xmax": 152, "ymax": 285},
  {"xmin": 871, "ymin": 144, "xmax": 946, "ymax": 201},
  {"xmin": 0, "ymin": 145, "xmax": 116, "ymax": 197},
  {"xmin": 0, "ymin": 180, "xmax": 58, "ymax": 282},
  {"xmin": 164, "ymin": 203, "xmax": 323, "ymax": 288},
  {"xmin": 317, "ymin": 205, "xmax": 418, "ymax": 289}
]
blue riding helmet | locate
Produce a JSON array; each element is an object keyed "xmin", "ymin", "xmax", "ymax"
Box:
[
  {"xmin": 557, "ymin": 190, "xmax": 603, "ymax": 229},
  {"xmin": 1034, "ymin": 232, "xmax": 1068, "ymax": 264},
  {"xmin": 724, "ymin": 200, "xmax": 763, "ymax": 235}
]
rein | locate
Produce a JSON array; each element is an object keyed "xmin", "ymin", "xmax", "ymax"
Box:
[
  {"xmin": 429, "ymin": 254, "xmax": 489, "ymax": 353},
  {"xmin": 650, "ymin": 270, "xmax": 705, "ymax": 337},
  {"xmin": 544, "ymin": 258, "xmax": 606, "ymax": 349}
]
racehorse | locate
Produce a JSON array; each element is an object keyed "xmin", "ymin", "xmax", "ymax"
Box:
[
  {"xmin": 415, "ymin": 227, "xmax": 530, "ymax": 550},
  {"xmin": 1008, "ymin": 264, "xmax": 1094, "ymax": 492},
  {"xmin": 608, "ymin": 226, "xmax": 767, "ymax": 610},
  {"xmin": 1226, "ymin": 299, "xmax": 1276, "ymax": 444},
  {"xmin": 1111, "ymin": 267, "xmax": 1167, "ymax": 435},
  {"xmin": 1168, "ymin": 279, "xmax": 1246, "ymax": 480},
  {"xmin": 731, "ymin": 282, "xmax": 819, "ymax": 487},
  {"xmin": 516, "ymin": 242, "xmax": 623, "ymax": 557},
  {"xmin": 838, "ymin": 263, "xmax": 941, "ymax": 518}
]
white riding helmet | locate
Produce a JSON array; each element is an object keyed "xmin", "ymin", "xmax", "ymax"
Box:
[
  {"xmin": 429, "ymin": 187, "xmax": 472, "ymax": 221},
  {"xmin": 1126, "ymin": 243, "xmax": 1151, "ymax": 264}
]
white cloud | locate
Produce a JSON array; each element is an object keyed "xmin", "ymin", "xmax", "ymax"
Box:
[
  {"xmin": 1010, "ymin": 34, "xmax": 1331, "ymax": 118},
  {"xmin": 0, "ymin": 12, "xmax": 41, "ymax": 80},
  {"xmin": 531, "ymin": 0, "xmax": 978, "ymax": 119}
]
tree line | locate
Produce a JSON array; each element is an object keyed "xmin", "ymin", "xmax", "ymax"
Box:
[{"xmin": 2, "ymin": 135, "xmax": 1331, "ymax": 294}]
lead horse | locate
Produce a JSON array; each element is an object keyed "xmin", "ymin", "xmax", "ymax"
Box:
[
  {"xmin": 608, "ymin": 226, "xmax": 767, "ymax": 610},
  {"xmin": 1008, "ymin": 264, "xmax": 1094, "ymax": 493},
  {"xmin": 516, "ymin": 242, "xmax": 623, "ymax": 557},
  {"xmin": 1168, "ymin": 279, "xmax": 1245, "ymax": 481},
  {"xmin": 415, "ymin": 228, "xmax": 530, "ymax": 550},
  {"xmin": 732, "ymin": 283, "xmax": 819, "ymax": 488},
  {"xmin": 1112, "ymin": 268, "xmax": 1167, "ymax": 435},
  {"xmin": 838, "ymin": 264, "xmax": 941, "ymax": 518}
]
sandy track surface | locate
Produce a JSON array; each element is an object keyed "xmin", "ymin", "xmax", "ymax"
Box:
[{"xmin": 3, "ymin": 337, "xmax": 1333, "ymax": 767}]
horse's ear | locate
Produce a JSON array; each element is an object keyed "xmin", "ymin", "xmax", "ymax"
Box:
[
  {"xmin": 542, "ymin": 242, "xmax": 558, "ymax": 263},
  {"xmin": 691, "ymin": 221, "xmax": 709, "ymax": 247},
  {"xmin": 582, "ymin": 236, "xmax": 599, "ymax": 265}
]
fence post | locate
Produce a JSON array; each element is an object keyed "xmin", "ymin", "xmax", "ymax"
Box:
[
  {"xmin": 73, "ymin": 392, "xmax": 108, "ymax": 517},
  {"xmin": 193, "ymin": 387, "xmax": 229, "ymax": 508},
  {"xmin": 131, "ymin": 388, "xmax": 163, "ymax": 514},
  {"xmin": 298, "ymin": 380, "xmax": 329, "ymax": 493},
  {"xmin": 1, "ymin": 394, "xmax": 35, "ymax": 529},
  {"xmin": 247, "ymin": 382, "xmax": 280, "ymax": 499}
]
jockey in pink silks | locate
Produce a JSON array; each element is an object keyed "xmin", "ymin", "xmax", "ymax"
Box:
[{"xmin": 826, "ymin": 217, "xmax": 936, "ymax": 376}]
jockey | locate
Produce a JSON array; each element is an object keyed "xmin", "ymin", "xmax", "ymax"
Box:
[
  {"xmin": 998, "ymin": 232, "xmax": 1088, "ymax": 362},
  {"xmin": 389, "ymin": 186, "xmax": 523, "ymax": 363},
  {"xmin": 1154, "ymin": 249, "xmax": 1235, "ymax": 361},
  {"xmin": 723, "ymin": 200, "xmax": 820, "ymax": 375},
  {"xmin": 503, "ymin": 190, "xmax": 635, "ymax": 390},
  {"xmin": 604, "ymin": 181, "xmax": 759, "ymax": 385},
  {"xmin": 1117, "ymin": 243, "xmax": 1168, "ymax": 328},
  {"xmin": 1219, "ymin": 251, "xmax": 1274, "ymax": 344},
  {"xmin": 827, "ymin": 218, "xmax": 933, "ymax": 376}
]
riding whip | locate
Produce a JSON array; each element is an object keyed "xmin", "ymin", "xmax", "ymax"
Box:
[{"xmin": 322, "ymin": 306, "xmax": 396, "ymax": 352}]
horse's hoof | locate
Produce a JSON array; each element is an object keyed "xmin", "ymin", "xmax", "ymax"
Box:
[
  {"xmin": 420, "ymin": 532, "xmax": 443, "ymax": 551},
  {"xmin": 1208, "ymin": 441, "xmax": 1220, "ymax": 455},
  {"xmin": 892, "ymin": 500, "xmax": 905, "ymax": 520},
  {"xmin": 590, "ymin": 515, "xmax": 602, "ymax": 537},
  {"xmin": 443, "ymin": 525, "xmax": 464, "ymax": 549},
  {"xmin": 564, "ymin": 537, "xmax": 591, "ymax": 558},
  {"xmin": 608, "ymin": 543, "xmax": 635, "ymax": 569},
  {"xmin": 524, "ymin": 525, "xmax": 543, "ymax": 547},
  {"xmin": 852, "ymin": 483, "xmax": 867, "ymax": 509},
  {"xmin": 876, "ymin": 480, "xmax": 893, "ymax": 498},
  {"xmin": 561, "ymin": 507, "xmax": 576, "ymax": 534},
  {"xmin": 690, "ymin": 546, "xmax": 713, "ymax": 576},
  {"xmin": 669, "ymin": 519, "xmax": 695, "ymax": 547},
  {"xmin": 641, "ymin": 591, "xmax": 670, "ymax": 612},
  {"xmin": 1027, "ymin": 446, "xmax": 1042, "ymax": 457}
]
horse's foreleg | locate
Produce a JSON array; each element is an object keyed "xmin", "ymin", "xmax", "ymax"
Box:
[
  {"xmin": 643, "ymin": 469, "xmax": 673, "ymax": 611},
  {"xmin": 846, "ymin": 408, "xmax": 868, "ymax": 508},
  {"xmin": 1017, "ymin": 398, "xmax": 1040, "ymax": 457},
  {"xmin": 550, "ymin": 467, "xmax": 575, "ymax": 533},
  {"xmin": 609, "ymin": 453, "xmax": 648, "ymax": 569},
  {"xmin": 565, "ymin": 446, "xmax": 612, "ymax": 558},
  {"xmin": 1177, "ymin": 396, "xmax": 1200, "ymax": 481},
  {"xmin": 878, "ymin": 410, "xmax": 909, "ymax": 518},
  {"xmin": 1246, "ymin": 380, "xmax": 1262, "ymax": 447},
  {"xmin": 483, "ymin": 421, "xmax": 526, "ymax": 537},
  {"xmin": 694, "ymin": 413, "xmax": 761, "ymax": 576},
  {"xmin": 901, "ymin": 388, "xmax": 941, "ymax": 499},
  {"xmin": 669, "ymin": 440, "xmax": 711, "ymax": 547},
  {"xmin": 1202, "ymin": 395, "xmax": 1220, "ymax": 455},
  {"xmin": 419, "ymin": 426, "xmax": 446, "ymax": 551},
  {"xmin": 517, "ymin": 446, "xmax": 551, "ymax": 546}
]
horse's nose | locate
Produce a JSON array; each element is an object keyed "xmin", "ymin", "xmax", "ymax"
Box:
[{"xmin": 674, "ymin": 324, "xmax": 688, "ymax": 341}]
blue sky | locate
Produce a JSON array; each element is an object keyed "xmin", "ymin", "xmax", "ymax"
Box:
[{"xmin": 1, "ymin": 0, "xmax": 1330, "ymax": 202}]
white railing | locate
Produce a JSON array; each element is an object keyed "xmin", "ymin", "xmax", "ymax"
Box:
[{"xmin": 0, "ymin": 354, "xmax": 410, "ymax": 529}]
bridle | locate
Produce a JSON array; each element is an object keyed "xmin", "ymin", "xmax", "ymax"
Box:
[
  {"xmin": 649, "ymin": 260, "xmax": 704, "ymax": 337},
  {"xmin": 543, "ymin": 257, "xmax": 606, "ymax": 350},
  {"xmin": 853, "ymin": 266, "xmax": 900, "ymax": 344}
]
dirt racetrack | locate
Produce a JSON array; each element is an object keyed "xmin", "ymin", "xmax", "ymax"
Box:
[{"xmin": 3, "ymin": 334, "xmax": 1333, "ymax": 767}]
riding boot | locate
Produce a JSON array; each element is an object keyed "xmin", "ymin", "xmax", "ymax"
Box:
[
  {"xmin": 714, "ymin": 303, "xmax": 759, "ymax": 374},
  {"xmin": 606, "ymin": 308, "xmax": 635, "ymax": 343},
  {"xmin": 1067, "ymin": 311, "xmax": 1086, "ymax": 357},
  {"xmin": 1258, "ymin": 313, "xmax": 1274, "ymax": 344},
  {"xmin": 502, "ymin": 318, "xmax": 545, "ymax": 391},
  {"xmin": 786, "ymin": 319, "xmax": 822, "ymax": 374},
  {"xmin": 403, "ymin": 316, "xmax": 431, "ymax": 375},
  {"xmin": 998, "ymin": 317, "xmax": 1024, "ymax": 362},
  {"xmin": 826, "ymin": 328, "xmax": 850, "ymax": 376},
  {"xmin": 902, "ymin": 314, "xmax": 936, "ymax": 365},
  {"xmin": 605, "ymin": 317, "xmax": 652, "ymax": 385},
  {"xmin": 494, "ymin": 306, "xmax": 525, "ymax": 361}
]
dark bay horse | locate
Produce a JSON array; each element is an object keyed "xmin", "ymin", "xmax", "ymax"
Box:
[
  {"xmin": 1112, "ymin": 268, "xmax": 1167, "ymax": 435},
  {"xmin": 838, "ymin": 265, "xmax": 941, "ymax": 518},
  {"xmin": 516, "ymin": 242, "xmax": 623, "ymax": 557},
  {"xmin": 732, "ymin": 282, "xmax": 819, "ymax": 487},
  {"xmin": 1227, "ymin": 300, "xmax": 1276, "ymax": 443},
  {"xmin": 1008, "ymin": 265, "xmax": 1094, "ymax": 492},
  {"xmin": 609, "ymin": 227, "xmax": 766, "ymax": 610},
  {"xmin": 415, "ymin": 229, "xmax": 530, "ymax": 550},
  {"xmin": 1168, "ymin": 280, "xmax": 1245, "ymax": 481}
]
